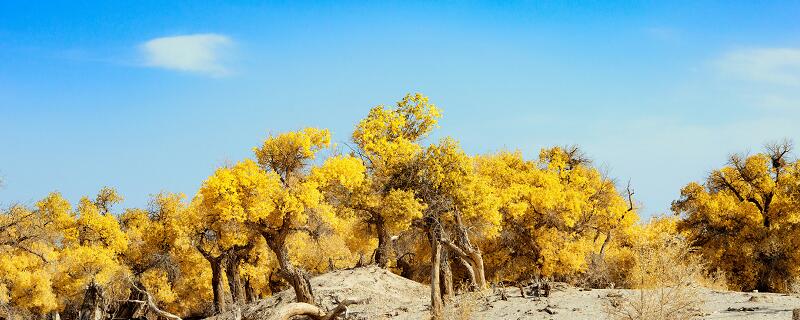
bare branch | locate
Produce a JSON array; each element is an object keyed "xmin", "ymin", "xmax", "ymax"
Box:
[{"xmin": 130, "ymin": 283, "xmax": 182, "ymax": 320}]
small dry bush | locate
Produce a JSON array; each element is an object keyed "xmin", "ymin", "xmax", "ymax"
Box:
[
  {"xmin": 443, "ymin": 292, "xmax": 482, "ymax": 320},
  {"xmin": 606, "ymin": 234, "xmax": 717, "ymax": 320},
  {"xmin": 581, "ymin": 254, "xmax": 631, "ymax": 289}
]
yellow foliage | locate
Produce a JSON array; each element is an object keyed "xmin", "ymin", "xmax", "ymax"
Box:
[
  {"xmin": 673, "ymin": 146, "xmax": 800, "ymax": 292},
  {"xmin": 200, "ymin": 159, "xmax": 281, "ymax": 226},
  {"xmin": 478, "ymin": 147, "xmax": 638, "ymax": 281},
  {"xmin": 353, "ymin": 93, "xmax": 440, "ymax": 176},
  {"xmin": 7, "ymin": 93, "xmax": 798, "ymax": 320},
  {"xmin": 254, "ymin": 127, "xmax": 331, "ymax": 179}
]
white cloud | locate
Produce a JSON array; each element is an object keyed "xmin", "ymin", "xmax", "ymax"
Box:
[
  {"xmin": 141, "ymin": 33, "xmax": 232, "ymax": 76},
  {"xmin": 715, "ymin": 48, "xmax": 800, "ymax": 86}
]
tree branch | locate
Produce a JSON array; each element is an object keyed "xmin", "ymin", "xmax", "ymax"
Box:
[{"xmin": 130, "ymin": 283, "xmax": 182, "ymax": 320}]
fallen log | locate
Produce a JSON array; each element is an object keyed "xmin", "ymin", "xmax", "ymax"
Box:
[{"xmin": 268, "ymin": 298, "xmax": 365, "ymax": 320}]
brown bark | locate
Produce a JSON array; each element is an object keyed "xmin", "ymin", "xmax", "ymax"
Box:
[
  {"xmin": 440, "ymin": 248, "xmax": 454, "ymax": 300},
  {"xmin": 78, "ymin": 282, "xmax": 104, "ymax": 320},
  {"xmin": 268, "ymin": 271, "xmax": 286, "ymax": 294},
  {"xmin": 441, "ymin": 210, "xmax": 488, "ymax": 290},
  {"xmin": 245, "ymin": 277, "xmax": 256, "ymax": 303},
  {"xmin": 209, "ymin": 258, "xmax": 226, "ymax": 314},
  {"xmin": 266, "ymin": 235, "xmax": 315, "ymax": 304},
  {"xmin": 457, "ymin": 257, "xmax": 477, "ymax": 290},
  {"xmin": 111, "ymin": 281, "xmax": 147, "ymax": 319},
  {"xmin": 225, "ymin": 255, "xmax": 245, "ymax": 305},
  {"xmin": 440, "ymin": 238, "xmax": 487, "ymax": 290},
  {"xmin": 428, "ymin": 227, "xmax": 443, "ymax": 319},
  {"xmin": 196, "ymin": 241, "xmax": 228, "ymax": 314},
  {"xmin": 469, "ymin": 249, "xmax": 487, "ymax": 290},
  {"xmin": 374, "ymin": 219, "xmax": 391, "ymax": 268},
  {"xmin": 598, "ymin": 230, "xmax": 612, "ymax": 260},
  {"xmin": 396, "ymin": 253, "xmax": 416, "ymax": 279}
]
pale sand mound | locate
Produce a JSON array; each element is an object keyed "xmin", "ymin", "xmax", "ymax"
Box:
[
  {"xmin": 210, "ymin": 267, "xmax": 800, "ymax": 319},
  {"xmin": 210, "ymin": 266, "xmax": 431, "ymax": 320}
]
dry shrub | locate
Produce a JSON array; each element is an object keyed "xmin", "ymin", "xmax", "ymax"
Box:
[
  {"xmin": 581, "ymin": 252, "xmax": 634, "ymax": 289},
  {"xmin": 443, "ymin": 292, "xmax": 482, "ymax": 320},
  {"xmin": 606, "ymin": 234, "xmax": 712, "ymax": 320}
]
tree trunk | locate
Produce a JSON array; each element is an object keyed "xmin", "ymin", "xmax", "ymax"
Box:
[
  {"xmin": 268, "ymin": 271, "xmax": 285, "ymax": 295},
  {"xmin": 266, "ymin": 236, "xmax": 315, "ymax": 304},
  {"xmin": 210, "ymin": 259, "xmax": 226, "ymax": 314},
  {"xmin": 457, "ymin": 257, "xmax": 477, "ymax": 290},
  {"xmin": 226, "ymin": 256, "xmax": 245, "ymax": 305},
  {"xmin": 374, "ymin": 220, "xmax": 391, "ymax": 268},
  {"xmin": 111, "ymin": 281, "xmax": 147, "ymax": 319},
  {"xmin": 448, "ymin": 211, "xmax": 488, "ymax": 290},
  {"xmin": 598, "ymin": 230, "xmax": 612, "ymax": 260},
  {"xmin": 440, "ymin": 248, "xmax": 454, "ymax": 300},
  {"xmin": 468, "ymin": 248, "xmax": 487, "ymax": 290},
  {"xmin": 286, "ymin": 268, "xmax": 314, "ymax": 305},
  {"xmin": 428, "ymin": 227, "xmax": 443, "ymax": 319},
  {"xmin": 78, "ymin": 282, "xmax": 104, "ymax": 320},
  {"xmin": 441, "ymin": 238, "xmax": 487, "ymax": 291},
  {"xmin": 396, "ymin": 253, "xmax": 415, "ymax": 279},
  {"xmin": 245, "ymin": 277, "xmax": 256, "ymax": 303}
]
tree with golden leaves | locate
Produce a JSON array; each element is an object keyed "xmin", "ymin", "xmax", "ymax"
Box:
[
  {"xmin": 673, "ymin": 140, "xmax": 800, "ymax": 292},
  {"xmin": 251, "ymin": 128, "xmax": 332, "ymax": 304},
  {"xmin": 194, "ymin": 159, "xmax": 272, "ymax": 313},
  {"xmin": 405, "ymin": 137, "xmax": 502, "ymax": 318},
  {"xmin": 35, "ymin": 188, "xmax": 130, "ymax": 320},
  {"xmin": 0, "ymin": 202, "xmax": 61, "ymax": 319},
  {"xmin": 118, "ymin": 192, "xmax": 193, "ymax": 319},
  {"xmin": 346, "ymin": 93, "xmax": 441, "ymax": 268},
  {"xmin": 476, "ymin": 147, "xmax": 637, "ymax": 283}
]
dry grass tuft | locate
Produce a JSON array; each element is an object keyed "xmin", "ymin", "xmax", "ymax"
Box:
[
  {"xmin": 443, "ymin": 292, "xmax": 482, "ymax": 320},
  {"xmin": 605, "ymin": 236, "xmax": 710, "ymax": 320}
]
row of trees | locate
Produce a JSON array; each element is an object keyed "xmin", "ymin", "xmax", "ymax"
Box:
[{"xmin": 0, "ymin": 93, "xmax": 797, "ymax": 319}]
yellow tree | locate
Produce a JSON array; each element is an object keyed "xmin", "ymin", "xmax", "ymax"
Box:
[
  {"xmin": 419, "ymin": 138, "xmax": 501, "ymax": 288},
  {"xmin": 476, "ymin": 147, "xmax": 637, "ymax": 283},
  {"xmin": 347, "ymin": 93, "xmax": 440, "ymax": 267},
  {"xmin": 40, "ymin": 188, "xmax": 130, "ymax": 320},
  {"xmin": 0, "ymin": 203, "xmax": 61, "ymax": 319},
  {"xmin": 410, "ymin": 137, "xmax": 502, "ymax": 317},
  {"xmin": 118, "ymin": 192, "xmax": 192, "ymax": 319},
  {"xmin": 194, "ymin": 159, "xmax": 272, "ymax": 313},
  {"xmin": 310, "ymin": 155, "xmax": 425, "ymax": 269},
  {"xmin": 251, "ymin": 127, "xmax": 331, "ymax": 304},
  {"xmin": 672, "ymin": 141, "xmax": 800, "ymax": 292}
]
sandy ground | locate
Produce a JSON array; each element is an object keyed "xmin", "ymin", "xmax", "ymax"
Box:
[
  {"xmin": 468, "ymin": 286, "xmax": 800, "ymax": 319},
  {"xmin": 211, "ymin": 266, "xmax": 800, "ymax": 319}
]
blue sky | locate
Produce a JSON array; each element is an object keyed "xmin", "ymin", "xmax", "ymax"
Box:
[{"xmin": 1, "ymin": 1, "xmax": 799, "ymax": 216}]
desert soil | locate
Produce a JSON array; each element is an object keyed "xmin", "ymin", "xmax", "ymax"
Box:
[{"xmin": 211, "ymin": 266, "xmax": 800, "ymax": 319}]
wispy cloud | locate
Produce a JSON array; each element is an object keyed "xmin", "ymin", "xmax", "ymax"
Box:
[
  {"xmin": 715, "ymin": 48, "xmax": 800, "ymax": 86},
  {"xmin": 140, "ymin": 33, "xmax": 233, "ymax": 76}
]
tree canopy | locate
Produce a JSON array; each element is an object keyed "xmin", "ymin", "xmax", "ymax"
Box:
[{"xmin": 0, "ymin": 94, "xmax": 794, "ymax": 320}]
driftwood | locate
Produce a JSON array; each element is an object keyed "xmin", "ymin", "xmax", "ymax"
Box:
[{"xmin": 268, "ymin": 298, "xmax": 365, "ymax": 320}]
